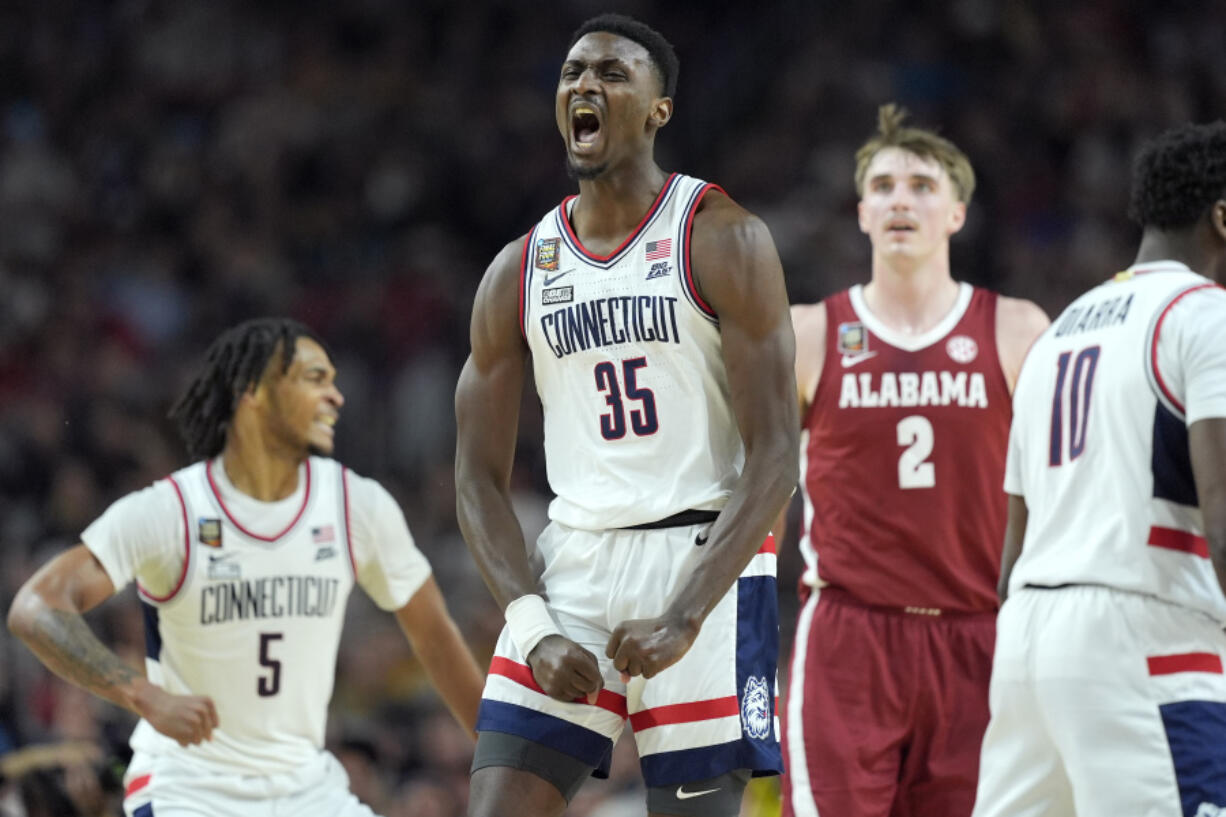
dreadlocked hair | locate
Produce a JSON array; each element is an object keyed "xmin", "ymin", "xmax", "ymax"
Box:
[
  {"xmin": 854, "ymin": 103, "xmax": 976, "ymax": 205},
  {"xmin": 1128, "ymin": 120, "xmax": 1226, "ymax": 230},
  {"xmin": 169, "ymin": 317, "xmax": 329, "ymax": 461}
]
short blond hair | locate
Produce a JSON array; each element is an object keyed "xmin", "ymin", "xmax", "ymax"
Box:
[{"xmin": 854, "ymin": 104, "xmax": 976, "ymax": 205}]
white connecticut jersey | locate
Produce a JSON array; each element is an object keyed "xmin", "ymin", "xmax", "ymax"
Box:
[
  {"xmin": 82, "ymin": 456, "xmax": 430, "ymax": 775},
  {"xmin": 1006, "ymin": 262, "xmax": 1226, "ymax": 622},
  {"xmin": 519, "ymin": 173, "xmax": 742, "ymax": 529}
]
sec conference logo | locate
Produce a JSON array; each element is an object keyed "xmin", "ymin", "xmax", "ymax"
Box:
[
  {"xmin": 946, "ymin": 334, "xmax": 978, "ymax": 364},
  {"xmin": 740, "ymin": 676, "xmax": 772, "ymax": 740}
]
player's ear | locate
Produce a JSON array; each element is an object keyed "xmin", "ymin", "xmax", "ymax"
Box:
[
  {"xmin": 648, "ymin": 97, "xmax": 672, "ymax": 129},
  {"xmin": 1212, "ymin": 199, "xmax": 1226, "ymax": 243},
  {"xmin": 947, "ymin": 201, "xmax": 967, "ymax": 235}
]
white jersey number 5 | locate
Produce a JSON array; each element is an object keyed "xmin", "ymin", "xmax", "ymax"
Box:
[{"xmin": 897, "ymin": 415, "xmax": 935, "ymax": 489}]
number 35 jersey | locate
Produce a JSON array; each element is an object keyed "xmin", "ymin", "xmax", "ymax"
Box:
[
  {"xmin": 81, "ymin": 456, "xmax": 431, "ymax": 775},
  {"xmin": 520, "ymin": 173, "xmax": 742, "ymax": 530},
  {"xmin": 1006, "ymin": 263, "xmax": 1226, "ymax": 622},
  {"xmin": 801, "ymin": 284, "xmax": 1012, "ymax": 612}
]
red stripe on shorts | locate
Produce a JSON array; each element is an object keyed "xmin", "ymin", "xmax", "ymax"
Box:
[
  {"xmin": 758, "ymin": 534, "xmax": 777, "ymax": 555},
  {"xmin": 1147, "ymin": 652, "xmax": 1223, "ymax": 676},
  {"xmin": 1147, "ymin": 526, "xmax": 1210, "ymax": 558},
  {"xmin": 125, "ymin": 773, "xmax": 152, "ymax": 798},
  {"xmin": 489, "ymin": 656, "xmax": 628, "ymax": 717},
  {"xmin": 630, "ymin": 696, "xmax": 740, "ymax": 731}
]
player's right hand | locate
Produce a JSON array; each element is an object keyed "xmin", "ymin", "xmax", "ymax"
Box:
[
  {"xmin": 526, "ymin": 634, "xmax": 604, "ymax": 704},
  {"xmin": 134, "ymin": 681, "xmax": 219, "ymax": 747}
]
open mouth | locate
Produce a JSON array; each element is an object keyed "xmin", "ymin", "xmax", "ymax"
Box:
[{"xmin": 571, "ymin": 104, "xmax": 601, "ymax": 147}]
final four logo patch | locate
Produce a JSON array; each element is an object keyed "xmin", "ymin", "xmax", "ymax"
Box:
[
  {"xmin": 198, "ymin": 518, "xmax": 222, "ymax": 548},
  {"xmin": 838, "ymin": 322, "xmax": 867, "ymax": 354},
  {"xmin": 535, "ymin": 238, "xmax": 560, "ymax": 271}
]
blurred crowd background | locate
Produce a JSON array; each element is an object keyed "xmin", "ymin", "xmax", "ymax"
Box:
[{"xmin": 0, "ymin": 0, "xmax": 1223, "ymax": 814}]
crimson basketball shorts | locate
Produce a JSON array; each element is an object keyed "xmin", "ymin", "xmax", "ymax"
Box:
[
  {"xmin": 974, "ymin": 585, "xmax": 1226, "ymax": 817},
  {"xmin": 476, "ymin": 520, "xmax": 782, "ymax": 787},
  {"xmin": 783, "ymin": 586, "xmax": 995, "ymax": 817}
]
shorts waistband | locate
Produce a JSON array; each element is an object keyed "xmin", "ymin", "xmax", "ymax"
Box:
[
  {"xmin": 818, "ymin": 586, "xmax": 996, "ymax": 619},
  {"xmin": 622, "ymin": 509, "xmax": 720, "ymax": 530}
]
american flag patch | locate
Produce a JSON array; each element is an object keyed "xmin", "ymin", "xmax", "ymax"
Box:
[
  {"xmin": 644, "ymin": 239, "xmax": 672, "ymax": 260},
  {"xmin": 311, "ymin": 525, "xmax": 335, "ymax": 544}
]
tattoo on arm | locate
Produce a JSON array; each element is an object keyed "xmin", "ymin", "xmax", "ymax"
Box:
[{"xmin": 28, "ymin": 607, "xmax": 141, "ymax": 706}]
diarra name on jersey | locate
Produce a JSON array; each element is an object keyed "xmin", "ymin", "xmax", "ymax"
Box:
[
  {"xmin": 538, "ymin": 294, "xmax": 682, "ymax": 360},
  {"xmin": 199, "ymin": 575, "xmax": 343, "ymax": 625},
  {"xmin": 838, "ymin": 370, "xmax": 989, "ymax": 409}
]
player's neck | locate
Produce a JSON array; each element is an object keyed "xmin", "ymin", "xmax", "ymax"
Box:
[
  {"xmin": 1133, "ymin": 229, "xmax": 1203, "ymax": 271},
  {"xmin": 862, "ymin": 262, "xmax": 959, "ymax": 335},
  {"xmin": 219, "ymin": 438, "xmax": 302, "ymax": 502},
  {"xmin": 570, "ymin": 161, "xmax": 668, "ymax": 252}
]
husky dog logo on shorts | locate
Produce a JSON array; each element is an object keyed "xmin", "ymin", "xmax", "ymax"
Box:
[
  {"xmin": 1196, "ymin": 804, "xmax": 1225, "ymax": 817},
  {"xmin": 740, "ymin": 676, "xmax": 771, "ymax": 740}
]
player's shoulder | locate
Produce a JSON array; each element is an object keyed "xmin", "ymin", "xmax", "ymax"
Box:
[
  {"xmin": 485, "ymin": 233, "xmax": 532, "ymax": 282},
  {"xmin": 317, "ymin": 459, "xmax": 389, "ymax": 504},
  {"xmin": 791, "ymin": 301, "xmax": 828, "ymax": 342},
  {"xmin": 994, "ymin": 293, "xmax": 1050, "ymax": 341},
  {"xmin": 101, "ymin": 471, "xmax": 186, "ymax": 522},
  {"xmin": 690, "ymin": 186, "xmax": 770, "ymax": 246}
]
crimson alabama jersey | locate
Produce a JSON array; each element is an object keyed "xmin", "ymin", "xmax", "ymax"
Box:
[{"xmin": 800, "ymin": 283, "xmax": 1012, "ymax": 612}]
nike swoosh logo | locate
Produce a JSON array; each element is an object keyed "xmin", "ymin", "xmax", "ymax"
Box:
[
  {"xmin": 542, "ymin": 270, "xmax": 572, "ymax": 287},
  {"xmin": 694, "ymin": 531, "xmax": 709, "ymax": 546},
  {"xmin": 840, "ymin": 351, "xmax": 878, "ymax": 368},
  {"xmin": 208, "ymin": 553, "xmax": 235, "ymax": 563},
  {"xmin": 676, "ymin": 786, "xmax": 720, "ymax": 800}
]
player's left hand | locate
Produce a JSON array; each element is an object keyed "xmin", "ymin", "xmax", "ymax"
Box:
[{"xmin": 605, "ymin": 615, "xmax": 699, "ymax": 682}]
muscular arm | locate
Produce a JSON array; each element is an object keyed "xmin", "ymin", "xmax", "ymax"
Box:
[
  {"xmin": 455, "ymin": 239, "xmax": 602, "ymax": 701},
  {"xmin": 997, "ymin": 494, "xmax": 1028, "ymax": 603},
  {"xmin": 7, "ymin": 545, "xmax": 218, "ymax": 745},
  {"xmin": 1189, "ymin": 418, "xmax": 1226, "ymax": 596},
  {"xmin": 393, "ymin": 577, "xmax": 485, "ymax": 737},
  {"xmin": 455, "ymin": 240, "xmax": 537, "ymax": 610},
  {"xmin": 609, "ymin": 193, "xmax": 799, "ymax": 678},
  {"xmin": 996, "ymin": 296, "xmax": 1050, "ymax": 393},
  {"xmin": 771, "ymin": 303, "xmax": 825, "ymax": 550}
]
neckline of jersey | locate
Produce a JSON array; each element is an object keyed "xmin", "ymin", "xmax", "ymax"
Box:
[
  {"xmin": 205, "ymin": 457, "xmax": 312, "ymax": 542},
  {"xmin": 848, "ymin": 282, "xmax": 973, "ymax": 352},
  {"xmin": 558, "ymin": 172, "xmax": 679, "ymax": 263},
  {"xmin": 1126, "ymin": 261, "xmax": 1194, "ymax": 276}
]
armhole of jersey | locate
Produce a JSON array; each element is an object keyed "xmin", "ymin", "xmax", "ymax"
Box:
[
  {"xmin": 678, "ymin": 183, "xmax": 723, "ymax": 322},
  {"xmin": 1145, "ymin": 283, "xmax": 1216, "ymax": 419},
  {"xmin": 138, "ymin": 475, "xmax": 191, "ymax": 605},
  {"xmin": 983, "ymin": 289, "xmax": 1014, "ymax": 397},
  {"xmin": 802, "ymin": 298, "xmax": 839, "ymax": 429},
  {"xmin": 519, "ymin": 227, "xmax": 537, "ymax": 340},
  {"xmin": 341, "ymin": 466, "xmax": 358, "ymax": 582}
]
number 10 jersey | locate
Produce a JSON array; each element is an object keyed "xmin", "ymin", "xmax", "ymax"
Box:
[
  {"xmin": 1005, "ymin": 262, "xmax": 1226, "ymax": 623},
  {"xmin": 520, "ymin": 173, "xmax": 742, "ymax": 530}
]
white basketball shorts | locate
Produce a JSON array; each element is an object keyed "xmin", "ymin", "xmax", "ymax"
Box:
[
  {"xmin": 476, "ymin": 520, "xmax": 782, "ymax": 787},
  {"xmin": 974, "ymin": 584, "xmax": 1226, "ymax": 817},
  {"xmin": 122, "ymin": 748, "xmax": 377, "ymax": 817}
]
